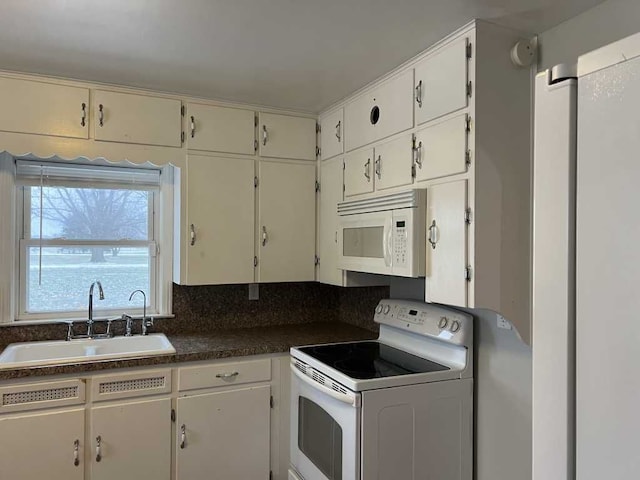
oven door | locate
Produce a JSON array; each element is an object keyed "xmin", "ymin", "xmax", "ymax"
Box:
[
  {"xmin": 290, "ymin": 362, "xmax": 360, "ymax": 480},
  {"xmin": 338, "ymin": 210, "xmax": 393, "ymax": 276}
]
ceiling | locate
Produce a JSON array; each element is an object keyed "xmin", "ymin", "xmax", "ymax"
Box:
[{"xmin": 0, "ymin": 0, "xmax": 604, "ymax": 112}]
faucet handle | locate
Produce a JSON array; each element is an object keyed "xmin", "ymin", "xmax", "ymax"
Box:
[
  {"xmin": 64, "ymin": 321, "xmax": 75, "ymax": 341},
  {"xmin": 122, "ymin": 314, "xmax": 133, "ymax": 337}
]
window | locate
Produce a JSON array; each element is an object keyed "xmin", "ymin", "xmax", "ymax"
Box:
[{"xmin": 16, "ymin": 161, "xmax": 162, "ymax": 320}]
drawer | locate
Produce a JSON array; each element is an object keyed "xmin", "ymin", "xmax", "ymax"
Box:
[
  {"xmin": 178, "ymin": 358, "xmax": 271, "ymax": 391},
  {"xmin": 90, "ymin": 369, "xmax": 172, "ymax": 402}
]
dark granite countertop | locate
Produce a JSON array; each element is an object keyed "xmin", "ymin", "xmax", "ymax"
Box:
[{"xmin": 0, "ymin": 322, "xmax": 378, "ymax": 381}]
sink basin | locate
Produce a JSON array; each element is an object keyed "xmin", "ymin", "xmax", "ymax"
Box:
[{"xmin": 0, "ymin": 334, "xmax": 176, "ymax": 369}]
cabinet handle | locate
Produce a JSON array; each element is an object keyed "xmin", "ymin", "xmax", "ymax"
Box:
[
  {"xmin": 415, "ymin": 80, "xmax": 423, "ymax": 108},
  {"xmin": 414, "ymin": 141, "xmax": 423, "ymax": 169},
  {"xmin": 428, "ymin": 220, "xmax": 438, "ymax": 250},
  {"xmin": 335, "ymin": 120, "xmax": 341, "ymax": 142},
  {"xmin": 81, "ymin": 103, "xmax": 86, "ymax": 127},
  {"xmin": 73, "ymin": 439, "xmax": 80, "ymax": 467},
  {"xmin": 98, "ymin": 104, "xmax": 104, "ymax": 127},
  {"xmin": 95, "ymin": 435, "xmax": 102, "ymax": 462},
  {"xmin": 364, "ymin": 158, "xmax": 371, "ymax": 181},
  {"xmin": 180, "ymin": 424, "xmax": 186, "ymax": 449},
  {"xmin": 215, "ymin": 371, "xmax": 239, "ymax": 379},
  {"xmin": 190, "ymin": 115, "xmax": 195, "ymax": 138},
  {"xmin": 190, "ymin": 224, "xmax": 196, "ymax": 246},
  {"xmin": 375, "ymin": 155, "xmax": 381, "ymax": 179},
  {"xmin": 335, "ymin": 231, "xmax": 338, "ymax": 243},
  {"xmin": 262, "ymin": 226, "xmax": 268, "ymax": 246},
  {"xmin": 262, "ymin": 125, "xmax": 268, "ymax": 146}
]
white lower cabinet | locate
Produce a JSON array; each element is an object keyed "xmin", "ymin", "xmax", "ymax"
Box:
[
  {"xmin": 425, "ymin": 179, "xmax": 468, "ymax": 307},
  {"xmin": 175, "ymin": 386, "xmax": 271, "ymax": 480},
  {"xmin": 0, "ymin": 407, "xmax": 85, "ymax": 480},
  {"xmin": 90, "ymin": 398, "xmax": 171, "ymax": 480},
  {"xmin": 258, "ymin": 160, "xmax": 316, "ymax": 282}
]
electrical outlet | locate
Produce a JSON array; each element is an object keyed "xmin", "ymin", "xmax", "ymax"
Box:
[{"xmin": 497, "ymin": 315, "xmax": 512, "ymax": 330}]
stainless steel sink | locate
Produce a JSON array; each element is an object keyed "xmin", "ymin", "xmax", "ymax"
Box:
[{"xmin": 0, "ymin": 334, "xmax": 176, "ymax": 369}]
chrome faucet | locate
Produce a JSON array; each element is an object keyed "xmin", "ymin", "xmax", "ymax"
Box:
[
  {"xmin": 87, "ymin": 281, "xmax": 105, "ymax": 338},
  {"xmin": 129, "ymin": 289, "xmax": 152, "ymax": 335}
]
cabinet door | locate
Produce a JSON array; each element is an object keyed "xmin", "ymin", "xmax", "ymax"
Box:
[
  {"xmin": 258, "ymin": 160, "xmax": 316, "ymax": 282},
  {"xmin": 90, "ymin": 398, "xmax": 171, "ymax": 480},
  {"xmin": 186, "ymin": 155, "xmax": 255, "ymax": 285},
  {"xmin": 414, "ymin": 113, "xmax": 468, "ymax": 182},
  {"xmin": 176, "ymin": 386, "xmax": 271, "ymax": 480},
  {"xmin": 415, "ymin": 37, "xmax": 469, "ymax": 125},
  {"xmin": 0, "ymin": 407, "xmax": 84, "ymax": 480},
  {"xmin": 374, "ymin": 134, "xmax": 414, "ymax": 191},
  {"xmin": 344, "ymin": 70, "xmax": 414, "ymax": 152},
  {"xmin": 425, "ymin": 180, "xmax": 468, "ymax": 307},
  {"xmin": 318, "ymin": 157, "xmax": 344, "ymax": 286},
  {"xmin": 320, "ymin": 108, "xmax": 344, "ymax": 160},
  {"xmin": 186, "ymin": 103, "xmax": 255, "ymax": 155},
  {"xmin": 94, "ymin": 90, "xmax": 182, "ymax": 147},
  {"xmin": 344, "ymin": 148, "xmax": 374, "ymax": 197},
  {"xmin": 259, "ymin": 113, "xmax": 316, "ymax": 160},
  {"xmin": 0, "ymin": 77, "xmax": 89, "ymax": 139}
]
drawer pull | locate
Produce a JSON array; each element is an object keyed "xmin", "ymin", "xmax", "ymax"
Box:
[
  {"xmin": 73, "ymin": 439, "xmax": 80, "ymax": 466},
  {"xmin": 215, "ymin": 371, "xmax": 239, "ymax": 380}
]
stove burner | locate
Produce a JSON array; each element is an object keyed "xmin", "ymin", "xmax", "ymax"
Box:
[{"xmin": 299, "ymin": 341, "xmax": 449, "ymax": 379}]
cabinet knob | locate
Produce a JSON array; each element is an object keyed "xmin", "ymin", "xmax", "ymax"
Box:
[
  {"xmin": 95, "ymin": 435, "xmax": 102, "ymax": 462},
  {"xmin": 180, "ymin": 424, "xmax": 187, "ymax": 449},
  {"xmin": 415, "ymin": 80, "xmax": 423, "ymax": 108}
]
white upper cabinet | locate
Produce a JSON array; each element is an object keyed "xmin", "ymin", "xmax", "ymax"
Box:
[
  {"xmin": 320, "ymin": 108, "xmax": 344, "ymax": 160},
  {"xmin": 186, "ymin": 104, "xmax": 255, "ymax": 155},
  {"xmin": 425, "ymin": 180, "xmax": 468, "ymax": 307},
  {"xmin": 0, "ymin": 77, "xmax": 89, "ymax": 139},
  {"xmin": 344, "ymin": 148, "xmax": 374, "ymax": 197},
  {"xmin": 414, "ymin": 36, "xmax": 470, "ymax": 125},
  {"xmin": 258, "ymin": 160, "xmax": 316, "ymax": 282},
  {"xmin": 374, "ymin": 134, "xmax": 414, "ymax": 191},
  {"xmin": 259, "ymin": 112, "xmax": 316, "ymax": 160},
  {"xmin": 344, "ymin": 70, "xmax": 414, "ymax": 152},
  {"xmin": 414, "ymin": 113, "xmax": 469, "ymax": 182},
  {"xmin": 318, "ymin": 156, "xmax": 344, "ymax": 286},
  {"xmin": 93, "ymin": 90, "xmax": 182, "ymax": 147},
  {"xmin": 184, "ymin": 155, "xmax": 255, "ymax": 285}
]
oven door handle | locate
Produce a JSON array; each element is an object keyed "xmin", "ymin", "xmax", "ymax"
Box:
[{"xmin": 291, "ymin": 364, "xmax": 359, "ymax": 407}]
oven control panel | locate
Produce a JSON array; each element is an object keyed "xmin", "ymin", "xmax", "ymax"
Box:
[{"xmin": 374, "ymin": 299, "xmax": 472, "ymax": 346}]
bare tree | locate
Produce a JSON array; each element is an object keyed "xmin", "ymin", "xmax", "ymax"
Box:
[{"xmin": 36, "ymin": 187, "xmax": 149, "ymax": 262}]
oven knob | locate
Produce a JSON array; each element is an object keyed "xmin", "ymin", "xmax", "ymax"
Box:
[
  {"xmin": 383, "ymin": 305, "xmax": 391, "ymax": 315},
  {"xmin": 376, "ymin": 305, "xmax": 383, "ymax": 314},
  {"xmin": 438, "ymin": 317, "xmax": 448, "ymax": 329},
  {"xmin": 450, "ymin": 320, "xmax": 461, "ymax": 333}
]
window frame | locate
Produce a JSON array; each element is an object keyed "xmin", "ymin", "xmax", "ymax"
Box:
[{"xmin": 14, "ymin": 169, "xmax": 162, "ymax": 322}]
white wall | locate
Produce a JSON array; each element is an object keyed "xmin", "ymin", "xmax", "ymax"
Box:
[{"xmin": 538, "ymin": 0, "xmax": 640, "ymax": 71}]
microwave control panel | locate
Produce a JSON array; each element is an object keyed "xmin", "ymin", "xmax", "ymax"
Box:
[{"xmin": 393, "ymin": 220, "xmax": 408, "ymax": 266}]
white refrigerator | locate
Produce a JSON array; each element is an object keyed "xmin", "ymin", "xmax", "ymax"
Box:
[{"xmin": 533, "ymin": 32, "xmax": 640, "ymax": 480}]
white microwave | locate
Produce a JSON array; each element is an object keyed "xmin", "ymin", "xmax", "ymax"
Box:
[{"xmin": 338, "ymin": 190, "xmax": 426, "ymax": 277}]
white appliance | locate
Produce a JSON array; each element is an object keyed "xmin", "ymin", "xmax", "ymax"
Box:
[
  {"xmin": 337, "ymin": 190, "xmax": 426, "ymax": 277},
  {"xmin": 533, "ymin": 32, "xmax": 640, "ymax": 480},
  {"xmin": 289, "ymin": 299, "xmax": 473, "ymax": 480}
]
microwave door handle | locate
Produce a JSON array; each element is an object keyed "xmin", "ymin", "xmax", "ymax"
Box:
[
  {"xmin": 383, "ymin": 220, "xmax": 393, "ymax": 268},
  {"xmin": 291, "ymin": 364, "xmax": 358, "ymax": 407}
]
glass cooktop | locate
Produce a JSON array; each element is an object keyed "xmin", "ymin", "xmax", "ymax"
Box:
[{"xmin": 299, "ymin": 341, "xmax": 449, "ymax": 379}]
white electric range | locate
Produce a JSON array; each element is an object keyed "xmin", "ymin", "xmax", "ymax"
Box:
[{"xmin": 289, "ymin": 299, "xmax": 473, "ymax": 480}]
